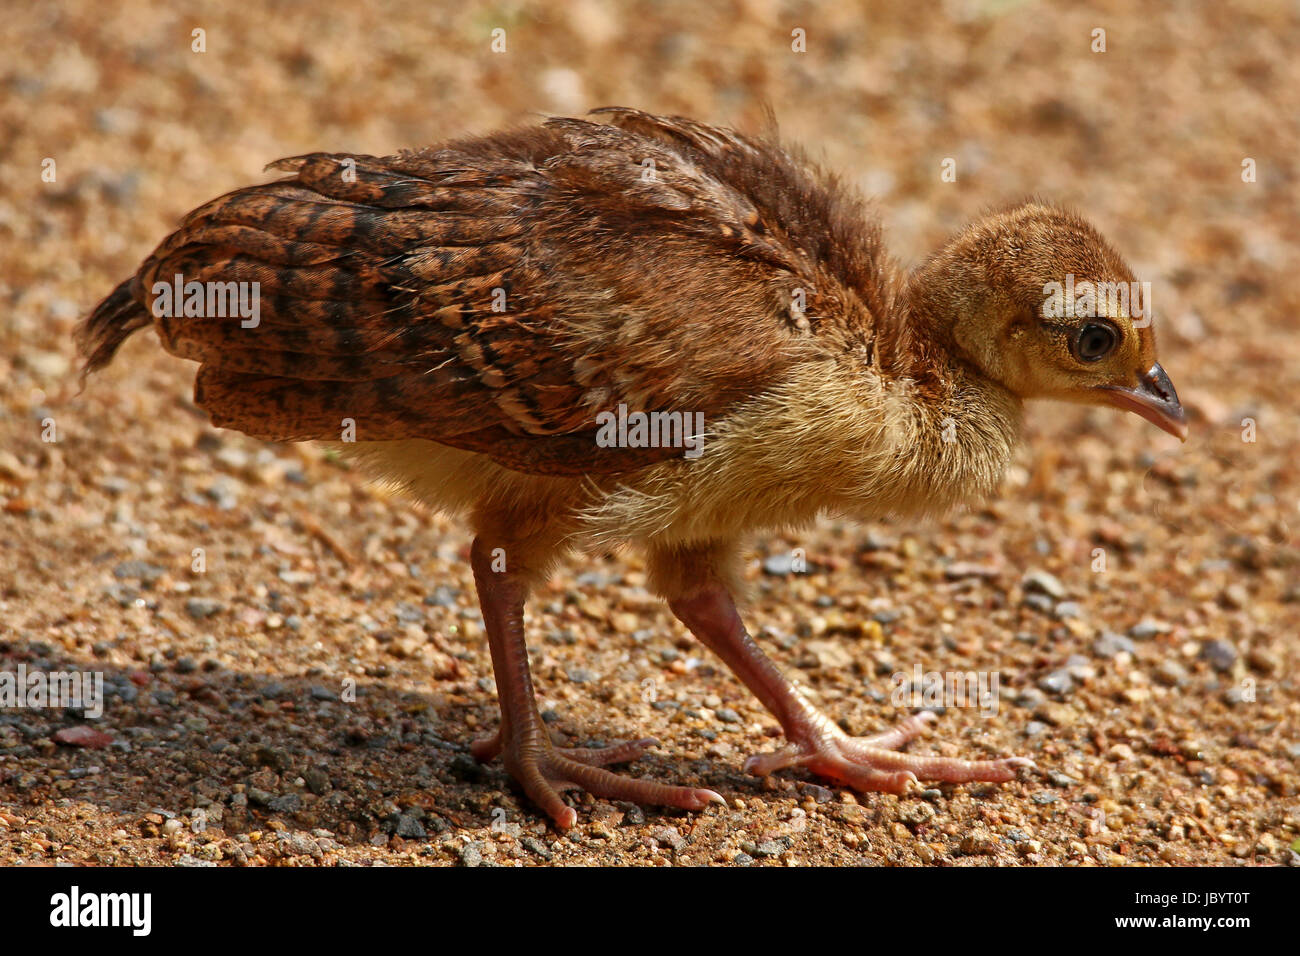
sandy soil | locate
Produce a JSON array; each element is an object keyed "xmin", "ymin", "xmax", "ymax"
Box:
[{"xmin": 1, "ymin": 0, "xmax": 1297, "ymax": 866}]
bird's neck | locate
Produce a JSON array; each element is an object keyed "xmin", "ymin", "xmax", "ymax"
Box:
[
  {"xmin": 878, "ymin": 270, "xmax": 965, "ymax": 387},
  {"xmin": 866, "ymin": 283, "xmax": 1025, "ymax": 517}
]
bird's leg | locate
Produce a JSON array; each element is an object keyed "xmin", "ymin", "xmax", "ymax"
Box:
[
  {"xmin": 467, "ymin": 536, "xmax": 722, "ymax": 829},
  {"xmin": 667, "ymin": 582, "xmax": 1032, "ymax": 794}
]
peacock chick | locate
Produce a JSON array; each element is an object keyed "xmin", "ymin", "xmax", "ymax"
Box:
[{"xmin": 77, "ymin": 107, "xmax": 1186, "ymax": 829}]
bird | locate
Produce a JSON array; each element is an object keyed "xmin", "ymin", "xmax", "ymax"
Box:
[{"xmin": 77, "ymin": 107, "xmax": 1187, "ymax": 829}]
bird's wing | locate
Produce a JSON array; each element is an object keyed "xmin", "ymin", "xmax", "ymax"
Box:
[{"xmin": 80, "ymin": 112, "xmax": 881, "ymax": 476}]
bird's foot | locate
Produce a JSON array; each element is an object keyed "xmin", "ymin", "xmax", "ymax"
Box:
[
  {"xmin": 744, "ymin": 711, "xmax": 1034, "ymax": 794},
  {"xmin": 471, "ymin": 730, "xmax": 661, "ymax": 766},
  {"xmin": 472, "ymin": 727, "xmax": 724, "ymax": 829}
]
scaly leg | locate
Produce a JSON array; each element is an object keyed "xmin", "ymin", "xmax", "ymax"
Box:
[
  {"xmin": 468, "ymin": 536, "xmax": 723, "ymax": 828},
  {"xmin": 668, "ymin": 583, "xmax": 1032, "ymax": 793}
]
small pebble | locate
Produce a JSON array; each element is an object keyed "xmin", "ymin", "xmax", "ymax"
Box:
[
  {"xmin": 1022, "ymin": 570, "xmax": 1066, "ymax": 599},
  {"xmin": 762, "ymin": 553, "xmax": 799, "ymax": 576},
  {"xmin": 1155, "ymin": 659, "xmax": 1189, "ymax": 686},
  {"xmin": 1092, "ymin": 631, "xmax": 1135, "ymax": 658},
  {"xmin": 184, "ymin": 598, "xmax": 224, "ymax": 620},
  {"xmin": 1022, "ymin": 594, "xmax": 1055, "ymax": 615},
  {"xmin": 1053, "ymin": 601, "xmax": 1083, "ymax": 620},
  {"xmin": 458, "ymin": 843, "xmax": 484, "ymax": 867},
  {"xmin": 1200, "ymin": 639, "xmax": 1237, "ymax": 672},
  {"xmin": 1130, "ymin": 619, "xmax": 1173, "ymax": 639},
  {"xmin": 1038, "ymin": 670, "xmax": 1074, "ymax": 696}
]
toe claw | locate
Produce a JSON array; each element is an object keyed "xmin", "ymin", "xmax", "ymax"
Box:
[
  {"xmin": 552, "ymin": 805, "xmax": 578, "ymax": 830},
  {"xmin": 747, "ymin": 713, "xmax": 1034, "ymax": 794}
]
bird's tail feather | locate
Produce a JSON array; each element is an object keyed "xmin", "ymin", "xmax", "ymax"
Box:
[{"xmin": 75, "ymin": 275, "xmax": 151, "ymax": 377}]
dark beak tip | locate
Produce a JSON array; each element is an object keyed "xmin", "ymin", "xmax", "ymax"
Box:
[
  {"xmin": 1143, "ymin": 363, "xmax": 1188, "ymax": 441},
  {"xmin": 1144, "ymin": 362, "xmax": 1180, "ymax": 402},
  {"xmin": 1097, "ymin": 362, "xmax": 1188, "ymax": 441}
]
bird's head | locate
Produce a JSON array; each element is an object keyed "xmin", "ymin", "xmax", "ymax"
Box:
[{"xmin": 908, "ymin": 202, "xmax": 1187, "ymax": 440}]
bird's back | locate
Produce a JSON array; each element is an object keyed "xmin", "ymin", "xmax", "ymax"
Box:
[{"xmin": 77, "ymin": 109, "xmax": 897, "ymax": 477}]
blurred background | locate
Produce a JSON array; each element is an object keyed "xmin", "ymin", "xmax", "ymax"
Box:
[{"xmin": 0, "ymin": 1, "xmax": 1296, "ymax": 866}]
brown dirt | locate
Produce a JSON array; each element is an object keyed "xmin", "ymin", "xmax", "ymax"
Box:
[{"xmin": 1, "ymin": 0, "xmax": 1297, "ymax": 866}]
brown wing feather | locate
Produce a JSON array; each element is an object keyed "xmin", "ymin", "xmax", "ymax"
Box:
[{"xmin": 78, "ymin": 111, "xmax": 889, "ymax": 476}]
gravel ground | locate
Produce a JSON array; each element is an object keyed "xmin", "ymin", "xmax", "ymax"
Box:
[{"xmin": 1, "ymin": 0, "xmax": 1297, "ymax": 866}]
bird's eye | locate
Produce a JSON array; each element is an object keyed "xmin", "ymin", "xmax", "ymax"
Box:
[{"xmin": 1073, "ymin": 323, "xmax": 1118, "ymax": 362}]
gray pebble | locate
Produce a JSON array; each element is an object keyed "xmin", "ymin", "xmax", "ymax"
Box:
[
  {"xmin": 1053, "ymin": 601, "xmax": 1083, "ymax": 620},
  {"xmin": 1015, "ymin": 688, "xmax": 1046, "ymax": 709},
  {"xmin": 762, "ymin": 553, "xmax": 799, "ymax": 576},
  {"xmin": 615, "ymin": 802, "xmax": 646, "ymax": 825},
  {"xmin": 1038, "ymin": 670, "xmax": 1074, "ymax": 696},
  {"xmin": 113, "ymin": 561, "xmax": 166, "ymax": 584},
  {"xmin": 521, "ymin": 837, "xmax": 553, "ymax": 860},
  {"xmin": 394, "ymin": 602, "xmax": 425, "ymax": 623},
  {"xmin": 1130, "ymin": 618, "xmax": 1173, "ymax": 639},
  {"xmin": 899, "ymin": 802, "xmax": 936, "ymax": 825},
  {"xmin": 268, "ymin": 794, "xmax": 301, "ymax": 813},
  {"xmin": 1092, "ymin": 631, "xmax": 1135, "ymax": 658},
  {"xmin": 1200, "ymin": 639, "xmax": 1238, "ymax": 672},
  {"xmin": 302, "ymin": 767, "xmax": 331, "ymax": 795},
  {"xmin": 184, "ymin": 598, "xmax": 225, "ymax": 620},
  {"xmin": 1023, "ymin": 594, "xmax": 1055, "ymax": 615},
  {"xmin": 104, "ymin": 585, "xmax": 141, "ymax": 607},
  {"xmin": 395, "ymin": 815, "xmax": 426, "ymax": 839},
  {"xmin": 799, "ymin": 783, "xmax": 834, "ymax": 803},
  {"xmin": 280, "ymin": 833, "xmax": 323, "ymax": 859},
  {"xmin": 650, "ymin": 826, "xmax": 686, "ymax": 851},
  {"xmin": 1022, "ymin": 570, "xmax": 1066, "ymax": 599},
  {"xmin": 424, "ymin": 585, "xmax": 460, "ymax": 607},
  {"xmin": 458, "ymin": 843, "xmax": 484, "ymax": 868},
  {"xmin": 1155, "ymin": 659, "xmax": 1189, "ymax": 686},
  {"xmin": 1064, "ymin": 655, "xmax": 1096, "ymax": 680}
]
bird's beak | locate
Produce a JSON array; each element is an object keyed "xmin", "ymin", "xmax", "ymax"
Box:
[{"xmin": 1096, "ymin": 363, "xmax": 1188, "ymax": 441}]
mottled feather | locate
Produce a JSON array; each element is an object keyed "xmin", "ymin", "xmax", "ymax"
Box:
[{"xmin": 78, "ymin": 111, "xmax": 902, "ymax": 476}]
